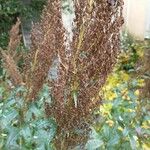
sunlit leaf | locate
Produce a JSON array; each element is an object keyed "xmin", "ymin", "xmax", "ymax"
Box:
[
  {"xmin": 123, "ymin": 127, "xmax": 129, "ymax": 137},
  {"xmin": 0, "ymin": 109, "xmax": 18, "ymax": 128},
  {"xmin": 129, "ymin": 136, "xmax": 137, "ymax": 150},
  {"xmin": 107, "ymin": 134, "xmax": 119, "ymax": 146},
  {"xmin": 6, "ymin": 127, "xmax": 19, "ymax": 149},
  {"xmin": 85, "ymin": 139, "xmax": 103, "ymax": 150}
]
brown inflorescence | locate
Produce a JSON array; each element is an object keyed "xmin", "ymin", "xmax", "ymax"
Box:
[
  {"xmin": 0, "ymin": 0, "xmax": 124, "ymax": 148},
  {"xmin": 7, "ymin": 18, "xmax": 21, "ymax": 55},
  {"xmin": 44, "ymin": 0, "xmax": 124, "ymax": 147},
  {"xmin": 1, "ymin": 50, "xmax": 22, "ymax": 86},
  {"xmin": 26, "ymin": 0, "xmax": 65, "ymax": 101},
  {"xmin": 0, "ymin": 19, "xmax": 22, "ymax": 86}
]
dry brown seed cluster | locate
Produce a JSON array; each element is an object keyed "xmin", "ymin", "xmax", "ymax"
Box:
[
  {"xmin": 25, "ymin": 0, "xmax": 65, "ymax": 100},
  {"xmin": 0, "ymin": 19, "xmax": 22, "ymax": 86},
  {"xmin": 1, "ymin": 50, "xmax": 23, "ymax": 86},
  {"xmin": 1, "ymin": 0, "xmax": 124, "ymax": 148},
  {"xmin": 7, "ymin": 18, "xmax": 21, "ymax": 53},
  {"xmin": 46, "ymin": 0, "xmax": 124, "ymax": 134}
]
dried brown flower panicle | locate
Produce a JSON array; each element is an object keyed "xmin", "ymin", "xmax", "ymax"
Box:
[
  {"xmin": 1, "ymin": 50, "xmax": 22, "ymax": 86},
  {"xmin": 45, "ymin": 0, "xmax": 124, "ymax": 128},
  {"xmin": 0, "ymin": 19, "xmax": 22, "ymax": 86},
  {"xmin": 43, "ymin": 0, "xmax": 124, "ymax": 147},
  {"xmin": 25, "ymin": 0, "xmax": 65, "ymax": 100},
  {"xmin": 1, "ymin": 0, "xmax": 124, "ymax": 148},
  {"xmin": 8, "ymin": 18, "xmax": 21, "ymax": 53}
]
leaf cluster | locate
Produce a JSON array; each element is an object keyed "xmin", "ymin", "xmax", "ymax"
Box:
[
  {"xmin": 0, "ymin": 85, "xmax": 56, "ymax": 150},
  {"xmin": 86, "ymin": 37, "xmax": 150, "ymax": 150}
]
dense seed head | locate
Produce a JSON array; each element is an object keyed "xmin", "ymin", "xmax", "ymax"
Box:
[
  {"xmin": 0, "ymin": 19, "xmax": 22, "ymax": 86},
  {"xmin": 45, "ymin": 0, "xmax": 124, "ymax": 135},
  {"xmin": 7, "ymin": 18, "xmax": 21, "ymax": 54},
  {"xmin": 26, "ymin": 0, "xmax": 65, "ymax": 100},
  {"xmin": 1, "ymin": 1, "xmax": 124, "ymax": 142},
  {"xmin": 1, "ymin": 50, "xmax": 22, "ymax": 86}
]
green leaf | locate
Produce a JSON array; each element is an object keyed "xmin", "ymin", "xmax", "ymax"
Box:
[
  {"xmin": 103, "ymin": 125, "xmax": 110, "ymax": 138},
  {"xmin": 6, "ymin": 127, "xmax": 19, "ymax": 149},
  {"xmin": 0, "ymin": 109, "xmax": 18, "ymax": 128},
  {"xmin": 128, "ymin": 91, "xmax": 137, "ymax": 101},
  {"xmin": 85, "ymin": 139, "xmax": 103, "ymax": 150},
  {"xmin": 113, "ymin": 98, "xmax": 122, "ymax": 107},
  {"xmin": 0, "ymin": 138, "xmax": 5, "ymax": 149},
  {"xmin": 107, "ymin": 134, "xmax": 120, "ymax": 146},
  {"xmin": 4, "ymin": 98, "xmax": 16, "ymax": 108},
  {"xmin": 123, "ymin": 127, "xmax": 129, "ymax": 137},
  {"xmin": 129, "ymin": 136, "xmax": 137, "ymax": 150},
  {"xmin": 26, "ymin": 104, "xmax": 43, "ymax": 120},
  {"xmin": 20, "ymin": 126, "xmax": 32, "ymax": 142},
  {"xmin": 90, "ymin": 127, "xmax": 101, "ymax": 139},
  {"xmin": 34, "ymin": 118, "xmax": 57, "ymax": 143},
  {"xmin": 36, "ymin": 119, "xmax": 50, "ymax": 129}
]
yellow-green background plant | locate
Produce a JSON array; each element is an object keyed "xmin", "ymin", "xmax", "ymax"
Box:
[{"xmin": 86, "ymin": 34, "xmax": 150, "ymax": 150}]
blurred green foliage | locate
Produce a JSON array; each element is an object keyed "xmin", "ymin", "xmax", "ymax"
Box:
[
  {"xmin": 0, "ymin": 85, "xmax": 56, "ymax": 149},
  {"xmin": 0, "ymin": 0, "xmax": 22, "ymax": 48},
  {"xmin": 0, "ymin": 0, "xmax": 46, "ymax": 49},
  {"xmin": 0, "ymin": 30, "xmax": 149, "ymax": 150},
  {"xmin": 86, "ymin": 35, "xmax": 150, "ymax": 150},
  {"xmin": 0, "ymin": 0, "xmax": 46, "ymax": 77}
]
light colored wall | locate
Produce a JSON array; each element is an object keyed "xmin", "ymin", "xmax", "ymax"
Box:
[{"xmin": 123, "ymin": 0, "xmax": 150, "ymax": 40}]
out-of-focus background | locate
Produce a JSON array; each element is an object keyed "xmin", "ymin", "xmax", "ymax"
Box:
[{"xmin": 123, "ymin": 0, "xmax": 150, "ymax": 40}]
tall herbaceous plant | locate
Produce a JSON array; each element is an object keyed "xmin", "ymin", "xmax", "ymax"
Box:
[{"xmin": 0, "ymin": 0, "xmax": 124, "ymax": 149}]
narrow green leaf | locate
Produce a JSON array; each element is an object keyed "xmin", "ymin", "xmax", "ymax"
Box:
[{"xmin": 73, "ymin": 91, "xmax": 78, "ymax": 108}]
